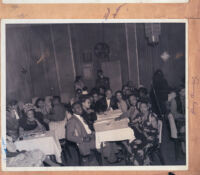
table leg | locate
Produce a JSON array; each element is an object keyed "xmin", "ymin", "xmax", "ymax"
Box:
[{"xmin": 100, "ymin": 142, "xmax": 105, "ymax": 165}]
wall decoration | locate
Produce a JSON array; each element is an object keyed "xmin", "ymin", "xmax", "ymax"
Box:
[
  {"xmin": 83, "ymin": 64, "xmax": 93, "ymax": 80},
  {"xmin": 20, "ymin": 66, "xmax": 27, "ymax": 74},
  {"xmin": 94, "ymin": 42, "xmax": 110, "ymax": 60},
  {"xmin": 36, "ymin": 48, "xmax": 50, "ymax": 64},
  {"xmin": 160, "ymin": 51, "xmax": 170, "ymax": 62},
  {"xmin": 175, "ymin": 52, "xmax": 184, "ymax": 59},
  {"xmin": 145, "ymin": 23, "xmax": 161, "ymax": 46}
]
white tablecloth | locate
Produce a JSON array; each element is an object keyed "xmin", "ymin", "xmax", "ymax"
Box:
[
  {"xmin": 95, "ymin": 110, "xmax": 135, "ymax": 149},
  {"xmin": 97, "ymin": 109, "xmax": 122, "ymax": 121},
  {"xmin": 95, "ymin": 127, "xmax": 135, "ymax": 149},
  {"xmin": 15, "ymin": 131, "xmax": 62, "ymax": 163}
]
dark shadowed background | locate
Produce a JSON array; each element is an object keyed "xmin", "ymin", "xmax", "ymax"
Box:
[{"xmin": 6, "ymin": 23, "xmax": 185, "ymax": 103}]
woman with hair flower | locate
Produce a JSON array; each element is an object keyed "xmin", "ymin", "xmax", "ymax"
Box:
[{"xmin": 19, "ymin": 103, "xmax": 46, "ymax": 137}]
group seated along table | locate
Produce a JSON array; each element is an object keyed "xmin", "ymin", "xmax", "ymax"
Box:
[
  {"xmin": 15, "ymin": 131, "xmax": 62, "ymax": 163},
  {"xmin": 94, "ymin": 110, "xmax": 135, "ymax": 149}
]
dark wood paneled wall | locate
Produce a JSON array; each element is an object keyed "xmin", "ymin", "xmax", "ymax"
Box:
[
  {"xmin": 29, "ymin": 25, "xmax": 60, "ymax": 97},
  {"xmin": 136, "ymin": 23, "xmax": 185, "ymax": 90},
  {"xmin": 6, "ymin": 24, "xmax": 76, "ymax": 102},
  {"xmin": 70, "ymin": 23, "xmax": 130, "ymax": 89},
  {"xmin": 6, "ymin": 23, "xmax": 185, "ymax": 103},
  {"xmin": 6, "ymin": 27, "xmax": 33, "ymax": 103}
]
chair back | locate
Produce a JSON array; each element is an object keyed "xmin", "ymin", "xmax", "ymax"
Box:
[
  {"xmin": 158, "ymin": 120, "xmax": 163, "ymax": 144},
  {"xmin": 168, "ymin": 113, "xmax": 178, "ymax": 139},
  {"xmin": 32, "ymin": 97, "xmax": 39, "ymax": 105},
  {"xmin": 49, "ymin": 114, "xmax": 68, "ymax": 140}
]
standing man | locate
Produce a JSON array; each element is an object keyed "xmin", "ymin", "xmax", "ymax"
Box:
[
  {"xmin": 47, "ymin": 96, "xmax": 66, "ymax": 122},
  {"xmin": 95, "ymin": 69, "xmax": 110, "ymax": 90}
]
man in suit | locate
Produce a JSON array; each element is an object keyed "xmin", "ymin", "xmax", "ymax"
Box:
[
  {"xmin": 97, "ymin": 89, "xmax": 118, "ymax": 112},
  {"xmin": 66, "ymin": 102, "xmax": 119, "ymax": 164},
  {"xmin": 95, "ymin": 69, "xmax": 110, "ymax": 90},
  {"xmin": 66, "ymin": 102, "xmax": 96, "ymax": 157},
  {"xmin": 47, "ymin": 96, "xmax": 66, "ymax": 122}
]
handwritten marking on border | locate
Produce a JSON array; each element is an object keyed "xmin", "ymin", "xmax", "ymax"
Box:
[
  {"xmin": 191, "ymin": 76, "xmax": 200, "ymax": 115},
  {"xmin": 191, "ymin": 101, "xmax": 198, "ymax": 115},
  {"xmin": 103, "ymin": 4, "xmax": 127, "ymax": 20},
  {"xmin": 112, "ymin": 3, "xmax": 127, "ymax": 18},
  {"xmin": 104, "ymin": 8, "xmax": 110, "ymax": 20},
  {"xmin": 191, "ymin": 76, "xmax": 199, "ymax": 98}
]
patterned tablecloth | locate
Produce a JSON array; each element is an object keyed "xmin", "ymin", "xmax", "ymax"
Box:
[{"xmin": 15, "ymin": 131, "xmax": 62, "ymax": 163}]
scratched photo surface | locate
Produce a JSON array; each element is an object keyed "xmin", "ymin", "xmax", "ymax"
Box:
[
  {"xmin": 2, "ymin": 0, "xmax": 189, "ymax": 4},
  {"xmin": 1, "ymin": 20, "xmax": 187, "ymax": 171}
]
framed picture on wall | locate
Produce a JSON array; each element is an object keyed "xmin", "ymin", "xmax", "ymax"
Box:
[{"xmin": 83, "ymin": 63, "xmax": 93, "ymax": 80}]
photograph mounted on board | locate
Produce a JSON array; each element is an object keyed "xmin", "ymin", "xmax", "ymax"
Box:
[
  {"xmin": 2, "ymin": 0, "xmax": 189, "ymax": 4},
  {"xmin": 1, "ymin": 19, "xmax": 187, "ymax": 171}
]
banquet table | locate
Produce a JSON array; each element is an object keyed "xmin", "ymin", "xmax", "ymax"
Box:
[
  {"xmin": 15, "ymin": 131, "xmax": 62, "ymax": 163},
  {"xmin": 94, "ymin": 110, "xmax": 135, "ymax": 149}
]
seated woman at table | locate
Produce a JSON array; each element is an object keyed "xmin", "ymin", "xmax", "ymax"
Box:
[
  {"xmin": 122, "ymin": 85, "xmax": 130, "ymax": 101},
  {"xmin": 115, "ymin": 93, "xmax": 139, "ymax": 122},
  {"xmin": 35, "ymin": 98, "xmax": 49, "ymax": 115},
  {"xmin": 115, "ymin": 90, "xmax": 128, "ymax": 113},
  {"xmin": 33, "ymin": 98, "xmax": 50, "ymax": 130},
  {"xmin": 127, "ymin": 93, "xmax": 140, "ymax": 122},
  {"xmin": 131, "ymin": 99, "xmax": 159, "ymax": 165},
  {"xmin": 81, "ymin": 96, "xmax": 97, "ymax": 131},
  {"xmin": 19, "ymin": 103, "xmax": 46, "ymax": 136}
]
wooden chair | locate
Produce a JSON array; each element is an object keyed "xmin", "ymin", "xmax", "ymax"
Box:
[{"xmin": 167, "ymin": 113, "xmax": 185, "ymax": 160}]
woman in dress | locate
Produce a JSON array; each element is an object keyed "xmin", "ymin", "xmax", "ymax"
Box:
[
  {"xmin": 19, "ymin": 103, "xmax": 46, "ymax": 137},
  {"xmin": 115, "ymin": 93, "xmax": 139, "ymax": 122},
  {"xmin": 35, "ymin": 98, "xmax": 48, "ymax": 115},
  {"xmin": 115, "ymin": 90, "xmax": 128, "ymax": 113},
  {"xmin": 34, "ymin": 98, "xmax": 50, "ymax": 130},
  {"xmin": 131, "ymin": 99, "xmax": 159, "ymax": 165},
  {"xmin": 127, "ymin": 93, "xmax": 140, "ymax": 122}
]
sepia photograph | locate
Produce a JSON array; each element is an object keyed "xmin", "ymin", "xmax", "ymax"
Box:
[{"xmin": 1, "ymin": 19, "xmax": 187, "ymax": 171}]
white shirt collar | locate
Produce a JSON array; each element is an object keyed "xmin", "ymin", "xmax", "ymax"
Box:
[{"xmin": 74, "ymin": 114, "xmax": 92, "ymax": 134}]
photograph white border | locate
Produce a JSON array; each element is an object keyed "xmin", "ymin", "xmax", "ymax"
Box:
[
  {"xmin": 1, "ymin": 19, "xmax": 188, "ymax": 171},
  {"xmin": 2, "ymin": 0, "xmax": 189, "ymax": 4}
]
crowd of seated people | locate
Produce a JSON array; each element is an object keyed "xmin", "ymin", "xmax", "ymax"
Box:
[{"xmin": 6, "ymin": 69, "xmax": 186, "ymax": 166}]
